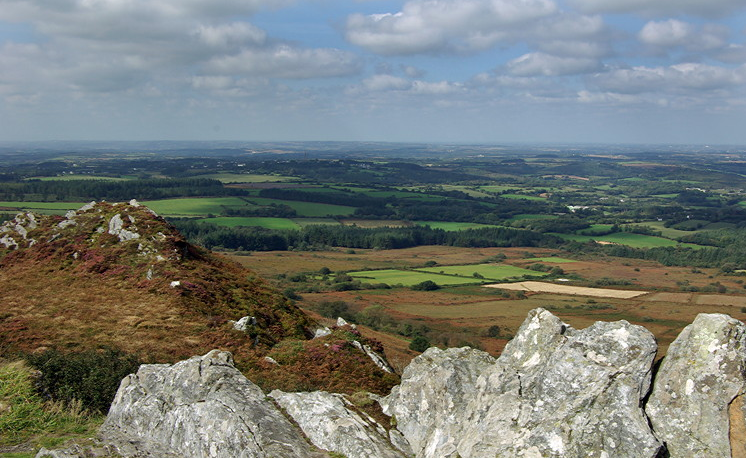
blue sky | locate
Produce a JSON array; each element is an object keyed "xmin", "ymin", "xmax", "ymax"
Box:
[{"xmin": 1, "ymin": 0, "xmax": 745, "ymax": 144}]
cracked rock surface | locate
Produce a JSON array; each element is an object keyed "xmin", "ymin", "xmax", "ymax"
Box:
[
  {"xmin": 100, "ymin": 350, "xmax": 320, "ymax": 458},
  {"xmin": 646, "ymin": 313, "xmax": 746, "ymax": 458}
]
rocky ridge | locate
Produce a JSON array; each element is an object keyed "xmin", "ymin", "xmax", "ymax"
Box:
[{"xmin": 40, "ymin": 308, "xmax": 746, "ymax": 458}]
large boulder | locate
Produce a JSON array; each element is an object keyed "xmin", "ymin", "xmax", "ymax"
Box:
[
  {"xmin": 385, "ymin": 308, "xmax": 662, "ymax": 458},
  {"xmin": 646, "ymin": 313, "xmax": 746, "ymax": 458},
  {"xmin": 270, "ymin": 390, "xmax": 407, "ymax": 458},
  {"xmin": 100, "ymin": 350, "xmax": 321, "ymax": 458},
  {"xmin": 379, "ymin": 346, "xmax": 497, "ymax": 458}
]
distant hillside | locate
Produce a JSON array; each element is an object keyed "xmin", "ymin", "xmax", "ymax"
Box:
[{"xmin": 0, "ymin": 201, "xmax": 397, "ymax": 395}]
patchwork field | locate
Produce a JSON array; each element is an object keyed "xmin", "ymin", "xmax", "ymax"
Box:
[
  {"xmin": 196, "ymin": 217, "xmax": 301, "ymax": 230},
  {"xmin": 142, "ymin": 197, "xmax": 251, "ymax": 216},
  {"xmin": 347, "ymin": 269, "xmax": 482, "ymax": 287},
  {"xmin": 417, "ymin": 264, "xmax": 546, "ymax": 280},
  {"xmin": 192, "ymin": 173, "xmax": 298, "ymax": 183},
  {"xmin": 552, "ymin": 231, "xmax": 705, "ymax": 249},
  {"xmin": 413, "ymin": 221, "xmax": 501, "ymax": 231}
]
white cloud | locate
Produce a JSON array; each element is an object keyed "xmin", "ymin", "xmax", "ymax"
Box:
[
  {"xmin": 639, "ymin": 19, "xmax": 727, "ymax": 51},
  {"xmin": 507, "ymin": 52, "xmax": 602, "ymax": 76},
  {"xmin": 206, "ymin": 45, "xmax": 361, "ymax": 79},
  {"xmin": 345, "ymin": 0, "xmax": 558, "ymax": 55},
  {"xmin": 593, "ymin": 63, "xmax": 746, "ymax": 94},
  {"xmin": 569, "ymin": 0, "xmax": 746, "ymax": 17},
  {"xmin": 362, "ymin": 74, "xmax": 411, "ymax": 91},
  {"xmin": 196, "ymin": 23, "xmax": 267, "ymax": 49}
]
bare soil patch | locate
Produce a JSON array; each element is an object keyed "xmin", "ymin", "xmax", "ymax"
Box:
[{"xmin": 484, "ymin": 281, "xmax": 648, "ymax": 298}]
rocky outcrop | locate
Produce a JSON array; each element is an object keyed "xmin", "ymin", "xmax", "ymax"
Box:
[
  {"xmin": 100, "ymin": 350, "xmax": 321, "ymax": 458},
  {"xmin": 270, "ymin": 390, "xmax": 406, "ymax": 458},
  {"xmin": 40, "ymin": 309, "xmax": 746, "ymax": 458},
  {"xmin": 380, "ymin": 346, "xmax": 495, "ymax": 457},
  {"xmin": 646, "ymin": 313, "xmax": 746, "ymax": 457},
  {"xmin": 383, "ymin": 308, "xmax": 662, "ymax": 458}
]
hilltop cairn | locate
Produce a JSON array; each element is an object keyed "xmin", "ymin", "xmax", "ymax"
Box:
[{"xmin": 39, "ymin": 309, "xmax": 746, "ymax": 458}]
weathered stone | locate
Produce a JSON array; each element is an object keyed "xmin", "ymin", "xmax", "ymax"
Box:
[
  {"xmin": 384, "ymin": 308, "xmax": 662, "ymax": 458},
  {"xmin": 270, "ymin": 390, "xmax": 406, "ymax": 458},
  {"xmin": 232, "ymin": 315, "xmax": 256, "ymax": 331},
  {"xmin": 314, "ymin": 327, "xmax": 332, "ymax": 338},
  {"xmin": 380, "ymin": 346, "xmax": 496, "ymax": 458},
  {"xmin": 107, "ymin": 213, "xmax": 140, "ymax": 241},
  {"xmin": 100, "ymin": 350, "xmax": 319, "ymax": 457},
  {"xmin": 352, "ymin": 340, "xmax": 395, "ymax": 373},
  {"xmin": 647, "ymin": 313, "xmax": 746, "ymax": 458}
]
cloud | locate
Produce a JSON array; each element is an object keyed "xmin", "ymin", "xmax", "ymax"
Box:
[
  {"xmin": 638, "ymin": 19, "xmax": 728, "ymax": 51},
  {"xmin": 569, "ymin": 0, "xmax": 746, "ymax": 18},
  {"xmin": 593, "ymin": 63, "xmax": 746, "ymax": 94},
  {"xmin": 344, "ymin": 0, "xmax": 558, "ymax": 55},
  {"xmin": 507, "ymin": 52, "xmax": 602, "ymax": 76},
  {"xmin": 205, "ymin": 45, "xmax": 361, "ymax": 79}
]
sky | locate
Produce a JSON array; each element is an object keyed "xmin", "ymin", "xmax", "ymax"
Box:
[{"xmin": 1, "ymin": 0, "xmax": 745, "ymax": 145}]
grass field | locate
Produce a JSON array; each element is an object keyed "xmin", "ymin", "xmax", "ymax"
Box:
[
  {"xmin": 142, "ymin": 197, "xmax": 252, "ymax": 216},
  {"xmin": 192, "ymin": 173, "xmax": 297, "ymax": 183},
  {"xmin": 417, "ymin": 263, "xmax": 547, "ymax": 280},
  {"xmin": 0, "ymin": 201, "xmax": 87, "ymax": 212},
  {"xmin": 195, "ymin": 217, "xmax": 300, "ymax": 230},
  {"xmin": 245, "ymin": 197, "xmax": 356, "ymax": 217},
  {"xmin": 413, "ymin": 221, "xmax": 501, "ymax": 231},
  {"xmin": 552, "ymin": 231, "xmax": 705, "ymax": 249},
  {"xmin": 26, "ymin": 175, "xmax": 129, "ymax": 181},
  {"xmin": 347, "ymin": 269, "xmax": 483, "ymax": 287},
  {"xmin": 500, "ymin": 194, "xmax": 546, "ymax": 201}
]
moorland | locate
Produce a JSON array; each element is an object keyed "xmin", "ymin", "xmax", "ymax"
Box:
[
  {"xmin": 3, "ymin": 141, "xmax": 746, "ymax": 451},
  {"xmin": 3, "ymin": 141, "xmax": 746, "ymax": 367}
]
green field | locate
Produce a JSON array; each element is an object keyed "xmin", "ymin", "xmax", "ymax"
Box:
[
  {"xmin": 196, "ymin": 217, "xmax": 300, "ymax": 230},
  {"xmin": 552, "ymin": 231, "xmax": 704, "ymax": 249},
  {"xmin": 142, "ymin": 197, "xmax": 252, "ymax": 216},
  {"xmin": 417, "ymin": 264, "xmax": 547, "ymax": 280},
  {"xmin": 245, "ymin": 197, "xmax": 356, "ymax": 217},
  {"xmin": 414, "ymin": 221, "xmax": 501, "ymax": 231},
  {"xmin": 0, "ymin": 201, "xmax": 87, "ymax": 212},
  {"xmin": 347, "ymin": 269, "xmax": 482, "ymax": 287},
  {"xmin": 501, "ymin": 194, "xmax": 546, "ymax": 201},
  {"xmin": 478, "ymin": 185, "xmax": 514, "ymax": 193},
  {"xmin": 26, "ymin": 175, "xmax": 129, "ymax": 181},
  {"xmin": 526, "ymin": 257, "xmax": 577, "ymax": 263},
  {"xmin": 192, "ymin": 173, "xmax": 297, "ymax": 183}
]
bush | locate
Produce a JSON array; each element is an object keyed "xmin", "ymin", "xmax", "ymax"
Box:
[
  {"xmin": 409, "ymin": 336, "xmax": 431, "ymax": 352},
  {"xmin": 25, "ymin": 347, "xmax": 141, "ymax": 414},
  {"xmin": 411, "ymin": 280, "xmax": 439, "ymax": 291}
]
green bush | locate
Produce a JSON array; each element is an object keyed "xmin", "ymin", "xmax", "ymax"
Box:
[
  {"xmin": 411, "ymin": 280, "xmax": 439, "ymax": 291},
  {"xmin": 409, "ymin": 336, "xmax": 431, "ymax": 352},
  {"xmin": 25, "ymin": 347, "xmax": 141, "ymax": 414}
]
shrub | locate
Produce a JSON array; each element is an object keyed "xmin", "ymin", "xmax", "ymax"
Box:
[
  {"xmin": 25, "ymin": 347, "xmax": 141, "ymax": 414},
  {"xmin": 411, "ymin": 280, "xmax": 439, "ymax": 291},
  {"xmin": 409, "ymin": 336, "xmax": 431, "ymax": 352}
]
